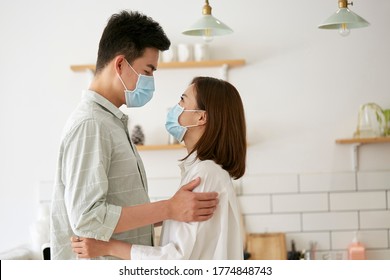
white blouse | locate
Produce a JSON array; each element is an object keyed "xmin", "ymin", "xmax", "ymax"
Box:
[{"xmin": 131, "ymin": 153, "xmax": 243, "ymax": 260}]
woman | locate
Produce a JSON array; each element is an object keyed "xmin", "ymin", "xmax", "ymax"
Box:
[{"xmin": 71, "ymin": 76, "xmax": 247, "ymax": 259}]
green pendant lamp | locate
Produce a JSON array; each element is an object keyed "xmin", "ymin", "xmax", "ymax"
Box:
[
  {"xmin": 318, "ymin": 0, "xmax": 369, "ymax": 36},
  {"xmin": 182, "ymin": 0, "xmax": 233, "ymax": 43}
]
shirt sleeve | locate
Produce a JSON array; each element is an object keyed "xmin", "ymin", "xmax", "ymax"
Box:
[
  {"xmin": 131, "ymin": 222, "xmax": 199, "ymax": 260},
  {"xmin": 61, "ymin": 119, "xmax": 121, "ymax": 241}
]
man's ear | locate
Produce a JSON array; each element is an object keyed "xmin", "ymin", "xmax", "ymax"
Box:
[{"xmin": 114, "ymin": 55, "xmax": 126, "ymax": 74}]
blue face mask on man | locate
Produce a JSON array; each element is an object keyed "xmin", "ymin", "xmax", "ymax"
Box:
[
  {"xmin": 165, "ymin": 104, "xmax": 205, "ymax": 142},
  {"xmin": 117, "ymin": 60, "xmax": 155, "ymax": 107}
]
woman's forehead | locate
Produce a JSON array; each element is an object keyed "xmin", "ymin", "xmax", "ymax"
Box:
[{"xmin": 184, "ymin": 84, "xmax": 196, "ymax": 97}]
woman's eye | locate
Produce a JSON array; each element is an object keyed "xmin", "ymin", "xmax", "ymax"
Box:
[{"xmin": 180, "ymin": 96, "xmax": 184, "ymax": 101}]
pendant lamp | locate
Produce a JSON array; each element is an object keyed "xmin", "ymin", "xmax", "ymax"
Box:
[
  {"xmin": 182, "ymin": 0, "xmax": 233, "ymax": 43},
  {"xmin": 318, "ymin": 0, "xmax": 369, "ymax": 36}
]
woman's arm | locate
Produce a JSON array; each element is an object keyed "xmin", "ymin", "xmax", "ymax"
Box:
[{"xmin": 71, "ymin": 236, "xmax": 132, "ymax": 259}]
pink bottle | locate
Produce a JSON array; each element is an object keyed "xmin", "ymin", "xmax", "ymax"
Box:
[{"xmin": 348, "ymin": 232, "xmax": 366, "ymax": 260}]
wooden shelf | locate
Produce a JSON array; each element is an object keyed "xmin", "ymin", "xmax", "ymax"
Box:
[
  {"xmin": 70, "ymin": 59, "xmax": 246, "ymax": 72},
  {"xmin": 158, "ymin": 59, "xmax": 246, "ymax": 69},
  {"xmin": 335, "ymin": 137, "xmax": 390, "ymax": 144},
  {"xmin": 135, "ymin": 144, "xmax": 185, "ymax": 151},
  {"xmin": 70, "ymin": 64, "xmax": 96, "ymax": 72},
  {"xmin": 336, "ymin": 136, "xmax": 390, "ymax": 171}
]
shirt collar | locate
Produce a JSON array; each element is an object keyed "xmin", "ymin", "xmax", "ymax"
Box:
[
  {"xmin": 179, "ymin": 151, "xmax": 199, "ymax": 174},
  {"xmin": 82, "ymin": 90, "xmax": 125, "ymax": 120}
]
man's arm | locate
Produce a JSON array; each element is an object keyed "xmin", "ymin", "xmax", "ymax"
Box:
[{"xmin": 114, "ymin": 177, "xmax": 218, "ymax": 233}]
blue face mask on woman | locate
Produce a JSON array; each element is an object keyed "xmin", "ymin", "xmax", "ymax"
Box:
[
  {"xmin": 117, "ymin": 60, "xmax": 155, "ymax": 107},
  {"xmin": 165, "ymin": 104, "xmax": 205, "ymax": 142}
]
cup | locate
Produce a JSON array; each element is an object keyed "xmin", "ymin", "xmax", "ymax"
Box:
[
  {"xmin": 194, "ymin": 43, "xmax": 210, "ymax": 61},
  {"xmin": 161, "ymin": 45, "xmax": 177, "ymax": 62},
  {"xmin": 168, "ymin": 134, "xmax": 179, "ymax": 145},
  {"xmin": 177, "ymin": 43, "xmax": 193, "ymax": 62}
]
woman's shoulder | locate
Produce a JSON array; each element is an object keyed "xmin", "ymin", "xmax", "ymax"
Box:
[
  {"xmin": 195, "ymin": 159, "xmax": 223, "ymax": 173},
  {"xmin": 193, "ymin": 160, "xmax": 232, "ymax": 192}
]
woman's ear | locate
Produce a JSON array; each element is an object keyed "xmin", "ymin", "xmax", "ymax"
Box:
[{"xmin": 197, "ymin": 111, "xmax": 207, "ymax": 126}]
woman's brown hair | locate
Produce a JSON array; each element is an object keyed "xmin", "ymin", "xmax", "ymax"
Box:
[{"xmin": 184, "ymin": 76, "xmax": 246, "ymax": 179}]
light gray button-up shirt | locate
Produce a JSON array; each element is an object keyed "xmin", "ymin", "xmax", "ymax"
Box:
[{"xmin": 50, "ymin": 90, "xmax": 152, "ymax": 259}]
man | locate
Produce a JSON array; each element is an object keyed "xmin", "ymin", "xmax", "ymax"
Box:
[{"xmin": 50, "ymin": 10, "xmax": 218, "ymax": 260}]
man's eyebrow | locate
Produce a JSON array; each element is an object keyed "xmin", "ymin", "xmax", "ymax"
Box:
[{"xmin": 147, "ymin": 64, "xmax": 157, "ymax": 71}]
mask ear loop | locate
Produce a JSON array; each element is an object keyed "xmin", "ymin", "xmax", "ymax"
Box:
[
  {"xmin": 116, "ymin": 72, "xmax": 128, "ymax": 91},
  {"xmin": 182, "ymin": 110, "xmax": 207, "ymax": 128},
  {"xmin": 117, "ymin": 59, "xmax": 140, "ymax": 92},
  {"xmin": 125, "ymin": 59, "xmax": 140, "ymax": 77},
  {"xmin": 184, "ymin": 124, "xmax": 199, "ymax": 128},
  {"xmin": 124, "ymin": 59, "xmax": 143, "ymax": 93}
]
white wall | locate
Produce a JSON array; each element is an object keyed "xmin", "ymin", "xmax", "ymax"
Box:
[{"xmin": 1, "ymin": 0, "xmax": 389, "ymax": 259}]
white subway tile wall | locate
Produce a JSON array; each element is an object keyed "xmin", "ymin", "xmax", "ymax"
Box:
[
  {"xmin": 331, "ymin": 230, "xmax": 388, "ymax": 250},
  {"xmin": 147, "ymin": 171, "xmax": 390, "ymax": 259},
  {"xmin": 388, "ymin": 191, "xmax": 390, "ymax": 209},
  {"xmin": 244, "ymin": 213, "xmax": 301, "ymax": 233},
  {"xmin": 41, "ymin": 170, "xmax": 389, "ymax": 259},
  {"xmin": 360, "ymin": 211, "xmax": 390, "ymax": 229},
  {"xmin": 241, "ymin": 174, "xmax": 299, "ymax": 194},
  {"xmin": 272, "ymin": 193, "xmax": 328, "ymax": 213},
  {"xmin": 238, "ymin": 196, "xmax": 271, "ymax": 214},
  {"xmin": 299, "ymin": 173, "xmax": 356, "ymax": 193},
  {"xmin": 330, "ymin": 191, "xmax": 387, "ymax": 211},
  {"xmin": 357, "ymin": 172, "xmax": 390, "ymax": 190},
  {"xmin": 302, "ymin": 212, "xmax": 358, "ymax": 231}
]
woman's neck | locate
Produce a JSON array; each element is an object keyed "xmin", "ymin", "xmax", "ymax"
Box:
[{"xmin": 183, "ymin": 127, "xmax": 204, "ymax": 153}]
